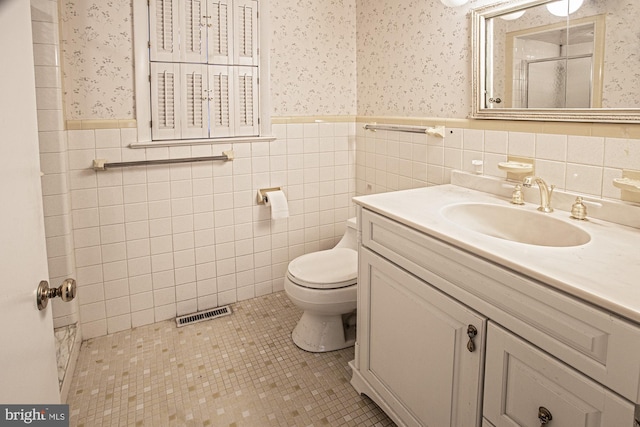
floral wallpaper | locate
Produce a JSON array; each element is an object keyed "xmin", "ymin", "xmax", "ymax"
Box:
[
  {"xmin": 60, "ymin": 0, "xmax": 356, "ymax": 119},
  {"xmin": 355, "ymin": 0, "xmax": 475, "ymax": 118},
  {"xmin": 58, "ymin": 0, "xmax": 638, "ymax": 120},
  {"xmin": 269, "ymin": 0, "xmax": 357, "ymax": 116},
  {"xmin": 61, "ymin": 0, "xmax": 134, "ymax": 120},
  {"xmin": 589, "ymin": 0, "xmax": 640, "ymax": 108}
]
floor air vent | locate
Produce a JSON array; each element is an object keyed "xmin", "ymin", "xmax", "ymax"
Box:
[{"xmin": 175, "ymin": 305, "xmax": 232, "ymax": 327}]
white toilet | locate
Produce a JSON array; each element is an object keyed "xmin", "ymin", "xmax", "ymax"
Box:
[{"xmin": 284, "ymin": 218, "xmax": 358, "ymax": 352}]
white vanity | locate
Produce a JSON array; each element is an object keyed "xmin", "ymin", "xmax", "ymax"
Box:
[{"xmin": 349, "ymin": 171, "xmax": 640, "ymax": 427}]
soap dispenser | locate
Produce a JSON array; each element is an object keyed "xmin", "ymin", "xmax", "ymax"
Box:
[{"xmin": 570, "ymin": 197, "xmax": 587, "ymax": 220}]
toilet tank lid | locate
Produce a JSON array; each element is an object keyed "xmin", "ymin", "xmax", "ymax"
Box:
[{"xmin": 288, "ymin": 248, "xmax": 357, "ymax": 286}]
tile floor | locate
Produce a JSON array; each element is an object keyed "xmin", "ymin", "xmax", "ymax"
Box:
[{"xmin": 66, "ymin": 292, "xmax": 395, "ymax": 426}]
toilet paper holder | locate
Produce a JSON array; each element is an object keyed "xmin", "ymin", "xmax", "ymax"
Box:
[{"xmin": 257, "ymin": 187, "xmax": 282, "ymax": 204}]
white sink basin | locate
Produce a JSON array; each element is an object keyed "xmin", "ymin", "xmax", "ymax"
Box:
[{"xmin": 442, "ymin": 203, "xmax": 591, "ymax": 247}]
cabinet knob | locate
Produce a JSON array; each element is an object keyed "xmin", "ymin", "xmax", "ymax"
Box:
[
  {"xmin": 466, "ymin": 324, "xmax": 477, "ymax": 352},
  {"xmin": 538, "ymin": 406, "xmax": 552, "ymax": 425}
]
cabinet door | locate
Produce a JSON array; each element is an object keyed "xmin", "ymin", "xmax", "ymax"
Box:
[
  {"xmin": 207, "ymin": 0, "xmax": 233, "ymax": 64},
  {"xmin": 150, "ymin": 62, "xmax": 182, "ymax": 140},
  {"xmin": 208, "ymin": 65, "xmax": 234, "ymax": 137},
  {"xmin": 234, "ymin": 66, "xmax": 259, "ymax": 136},
  {"xmin": 151, "ymin": 0, "xmax": 207, "ymax": 62},
  {"xmin": 180, "ymin": 0, "xmax": 207, "ymax": 63},
  {"xmin": 484, "ymin": 323, "xmax": 635, "ymax": 427},
  {"xmin": 233, "ymin": 0, "xmax": 258, "ymax": 66},
  {"xmin": 179, "ymin": 63, "xmax": 209, "ymax": 139},
  {"xmin": 360, "ymin": 248, "xmax": 486, "ymax": 427},
  {"xmin": 149, "ymin": 0, "xmax": 181, "ymax": 62}
]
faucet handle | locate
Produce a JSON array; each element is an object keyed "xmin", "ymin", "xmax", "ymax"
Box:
[
  {"xmin": 511, "ymin": 184, "xmax": 525, "ymax": 205},
  {"xmin": 570, "ymin": 197, "xmax": 588, "ymax": 220}
]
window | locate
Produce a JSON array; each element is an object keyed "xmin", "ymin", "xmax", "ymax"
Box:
[{"xmin": 133, "ymin": 0, "xmax": 269, "ymax": 145}]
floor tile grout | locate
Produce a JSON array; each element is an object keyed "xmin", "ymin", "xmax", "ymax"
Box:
[{"xmin": 66, "ymin": 291, "xmax": 395, "ymax": 426}]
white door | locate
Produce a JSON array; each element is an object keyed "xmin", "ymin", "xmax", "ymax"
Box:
[{"xmin": 0, "ymin": 0, "xmax": 61, "ymax": 403}]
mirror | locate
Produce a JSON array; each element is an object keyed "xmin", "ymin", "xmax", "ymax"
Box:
[{"xmin": 471, "ymin": 0, "xmax": 640, "ymax": 123}]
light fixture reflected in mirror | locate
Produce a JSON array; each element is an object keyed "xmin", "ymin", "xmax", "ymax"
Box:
[
  {"xmin": 500, "ymin": 10, "xmax": 526, "ymax": 20},
  {"xmin": 546, "ymin": 0, "xmax": 584, "ymax": 17},
  {"xmin": 440, "ymin": 0, "xmax": 469, "ymax": 7}
]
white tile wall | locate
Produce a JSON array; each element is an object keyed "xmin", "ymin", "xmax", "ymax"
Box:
[
  {"xmin": 356, "ymin": 124, "xmax": 640, "ymax": 201},
  {"xmin": 31, "ymin": 0, "xmax": 79, "ymax": 329},
  {"xmin": 66, "ymin": 123, "xmax": 356, "ymax": 338}
]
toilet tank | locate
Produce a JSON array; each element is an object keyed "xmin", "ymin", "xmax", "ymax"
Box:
[{"xmin": 335, "ymin": 217, "xmax": 357, "ymax": 250}]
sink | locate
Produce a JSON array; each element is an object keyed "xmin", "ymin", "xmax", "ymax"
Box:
[{"xmin": 442, "ymin": 203, "xmax": 591, "ymax": 247}]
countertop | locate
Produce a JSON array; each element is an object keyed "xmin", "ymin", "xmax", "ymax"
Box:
[{"xmin": 354, "ymin": 184, "xmax": 640, "ymax": 324}]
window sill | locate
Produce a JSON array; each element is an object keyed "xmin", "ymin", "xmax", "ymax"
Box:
[{"xmin": 129, "ymin": 135, "xmax": 277, "ymax": 149}]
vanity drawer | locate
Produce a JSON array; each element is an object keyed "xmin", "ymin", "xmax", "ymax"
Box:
[
  {"xmin": 361, "ymin": 208, "xmax": 640, "ymax": 403},
  {"xmin": 484, "ymin": 322, "xmax": 635, "ymax": 427}
]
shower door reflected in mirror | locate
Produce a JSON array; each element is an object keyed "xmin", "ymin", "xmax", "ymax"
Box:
[
  {"xmin": 526, "ymin": 55, "xmax": 592, "ymax": 108},
  {"xmin": 504, "ymin": 17, "xmax": 601, "ymax": 109}
]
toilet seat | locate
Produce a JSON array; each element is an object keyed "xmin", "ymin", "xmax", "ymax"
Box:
[{"xmin": 287, "ymin": 248, "xmax": 357, "ymax": 290}]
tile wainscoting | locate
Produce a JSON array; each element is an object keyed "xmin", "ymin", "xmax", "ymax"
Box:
[
  {"xmin": 355, "ymin": 116, "xmax": 640, "ymax": 201},
  {"xmin": 55, "ymin": 120, "xmax": 356, "ymax": 339},
  {"xmin": 40, "ymin": 114, "xmax": 640, "ymax": 341}
]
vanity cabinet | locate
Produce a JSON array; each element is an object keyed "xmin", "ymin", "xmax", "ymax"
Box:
[
  {"xmin": 352, "ymin": 248, "xmax": 486, "ymax": 427},
  {"xmin": 351, "ymin": 207, "xmax": 640, "ymax": 427},
  {"xmin": 484, "ymin": 322, "xmax": 635, "ymax": 427}
]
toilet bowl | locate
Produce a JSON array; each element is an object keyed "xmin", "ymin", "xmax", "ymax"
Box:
[{"xmin": 284, "ymin": 218, "xmax": 358, "ymax": 352}]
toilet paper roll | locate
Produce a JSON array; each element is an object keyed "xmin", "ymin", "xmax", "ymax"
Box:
[{"xmin": 266, "ymin": 190, "xmax": 289, "ymax": 220}]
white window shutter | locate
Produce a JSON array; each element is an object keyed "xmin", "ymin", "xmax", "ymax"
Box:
[
  {"xmin": 146, "ymin": 0, "xmax": 262, "ymax": 142},
  {"xmin": 149, "ymin": 0, "xmax": 180, "ymax": 62},
  {"xmin": 181, "ymin": 0, "xmax": 208, "ymax": 63},
  {"xmin": 208, "ymin": 65, "xmax": 234, "ymax": 137},
  {"xmin": 234, "ymin": 66, "xmax": 259, "ymax": 136},
  {"xmin": 233, "ymin": 0, "xmax": 258, "ymax": 66},
  {"xmin": 207, "ymin": 0, "xmax": 233, "ymax": 65},
  {"xmin": 179, "ymin": 64, "xmax": 209, "ymax": 139},
  {"xmin": 151, "ymin": 62, "xmax": 182, "ymax": 140}
]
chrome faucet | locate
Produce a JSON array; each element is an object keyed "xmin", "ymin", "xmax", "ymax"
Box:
[{"xmin": 522, "ymin": 176, "xmax": 555, "ymax": 213}]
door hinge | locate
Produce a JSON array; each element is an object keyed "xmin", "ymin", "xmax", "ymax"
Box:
[
  {"xmin": 148, "ymin": 41, "xmax": 151, "ymax": 49},
  {"xmin": 148, "ymin": 74, "xmax": 151, "ymax": 82},
  {"xmin": 150, "ymin": 120, "xmax": 152, "ymax": 128}
]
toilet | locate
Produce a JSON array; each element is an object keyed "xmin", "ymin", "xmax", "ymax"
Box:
[{"xmin": 284, "ymin": 218, "xmax": 358, "ymax": 352}]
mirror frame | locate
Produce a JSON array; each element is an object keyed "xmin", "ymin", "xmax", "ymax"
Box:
[{"xmin": 471, "ymin": 0, "xmax": 640, "ymax": 123}]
